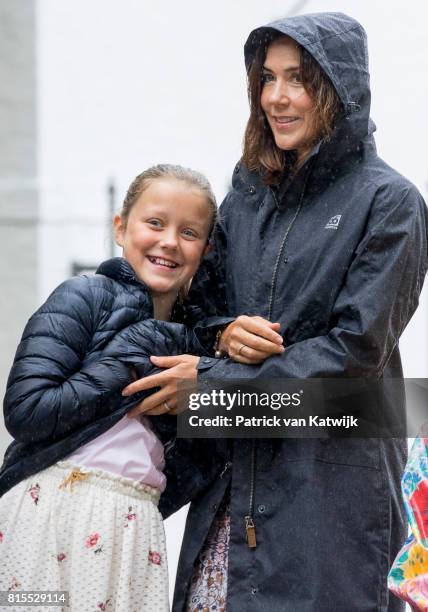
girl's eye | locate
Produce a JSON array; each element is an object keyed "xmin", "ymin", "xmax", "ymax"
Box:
[
  {"xmin": 146, "ymin": 219, "xmax": 163, "ymax": 228},
  {"xmin": 181, "ymin": 228, "xmax": 198, "ymax": 239}
]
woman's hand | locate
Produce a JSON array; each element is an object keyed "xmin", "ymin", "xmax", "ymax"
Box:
[
  {"xmin": 122, "ymin": 354, "xmax": 199, "ymax": 417},
  {"xmin": 219, "ymin": 315, "xmax": 284, "ymax": 364}
]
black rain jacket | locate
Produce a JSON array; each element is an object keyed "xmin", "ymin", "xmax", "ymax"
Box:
[
  {"xmin": 171, "ymin": 12, "xmax": 428, "ymax": 612},
  {"xmin": 0, "ymin": 257, "xmax": 225, "ymax": 505}
]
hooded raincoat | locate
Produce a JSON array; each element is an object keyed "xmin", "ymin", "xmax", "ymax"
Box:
[{"xmin": 169, "ymin": 13, "xmax": 428, "ymax": 612}]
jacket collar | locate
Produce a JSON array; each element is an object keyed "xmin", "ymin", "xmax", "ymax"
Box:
[
  {"xmin": 96, "ymin": 258, "xmax": 188, "ymax": 323},
  {"xmin": 96, "ymin": 257, "xmax": 148, "ymax": 288}
]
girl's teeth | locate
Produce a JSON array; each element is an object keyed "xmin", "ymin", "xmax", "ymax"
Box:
[{"xmin": 149, "ymin": 256, "xmax": 177, "ymax": 268}]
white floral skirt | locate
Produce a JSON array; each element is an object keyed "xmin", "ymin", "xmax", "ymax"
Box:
[{"xmin": 0, "ymin": 461, "xmax": 169, "ymax": 612}]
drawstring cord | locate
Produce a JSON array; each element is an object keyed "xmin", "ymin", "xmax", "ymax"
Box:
[{"xmin": 59, "ymin": 468, "xmax": 90, "ymax": 491}]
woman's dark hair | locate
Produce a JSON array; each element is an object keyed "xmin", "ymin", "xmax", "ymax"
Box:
[{"xmin": 242, "ymin": 32, "xmax": 343, "ymax": 185}]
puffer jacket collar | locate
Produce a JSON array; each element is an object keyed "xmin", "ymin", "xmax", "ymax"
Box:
[
  {"xmin": 97, "ymin": 257, "xmax": 149, "ymax": 288},
  {"xmin": 97, "ymin": 257, "xmax": 193, "ymax": 323}
]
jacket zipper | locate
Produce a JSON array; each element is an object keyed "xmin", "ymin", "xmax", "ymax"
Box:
[
  {"xmin": 267, "ymin": 184, "xmax": 307, "ymax": 320},
  {"xmin": 244, "ymin": 171, "xmax": 311, "ymax": 549},
  {"xmin": 245, "ymin": 442, "xmax": 257, "ymax": 548}
]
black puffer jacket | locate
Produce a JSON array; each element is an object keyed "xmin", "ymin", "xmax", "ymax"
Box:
[
  {"xmin": 0, "ymin": 257, "xmax": 224, "ymax": 503},
  {"xmin": 171, "ymin": 12, "xmax": 428, "ymax": 612}
]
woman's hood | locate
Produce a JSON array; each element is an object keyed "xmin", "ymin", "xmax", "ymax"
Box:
[{"xmin": 244, "ymin": 12, "xmax": 373, "ymax": 143}]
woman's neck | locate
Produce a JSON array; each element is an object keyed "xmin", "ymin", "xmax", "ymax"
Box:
[{"xmin": 152, "ymin": 294, "xmax": 177, "ymax": 321}]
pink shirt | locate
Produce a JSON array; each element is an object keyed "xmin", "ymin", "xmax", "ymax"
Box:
[{"xmin": 66, "ymin": 415, "xmax": 166, "ymax": 492}]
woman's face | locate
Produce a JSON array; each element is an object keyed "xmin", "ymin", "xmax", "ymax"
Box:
[{"xmin": 260, "ymin": 38, "xmax": 317, "ymax": 160}]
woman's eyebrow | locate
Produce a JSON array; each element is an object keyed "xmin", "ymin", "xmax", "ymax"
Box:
[{"xmin": 262, "ymin": 64, "xmax": 300, "ymax": 73}]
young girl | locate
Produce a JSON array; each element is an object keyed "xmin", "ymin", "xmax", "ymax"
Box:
[{"xmin": 0, "ymin": 164, "xmax": 224, "ymax": 611}]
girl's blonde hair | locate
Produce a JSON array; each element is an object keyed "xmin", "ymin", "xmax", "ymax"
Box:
[{"xmin": 120, "ymin": 164, "xmax": 217, "ymax": 236}]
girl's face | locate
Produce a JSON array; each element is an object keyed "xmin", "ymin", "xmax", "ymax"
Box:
[
  {"xmin": 114, "ymin": 178, "xmax": 211, "ymax": 305},
  {"xmin": 260, "ymin": 38, "xmax": 317, "ymax": 161}
]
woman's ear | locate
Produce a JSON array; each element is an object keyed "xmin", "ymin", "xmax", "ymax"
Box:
[
  {"xmin": 202, "ymin": 243, "xmax": 212, "ymax": 257},
  {"xmin": 113, "ymin": 214, "xmax": 125, "ymax": 247}
]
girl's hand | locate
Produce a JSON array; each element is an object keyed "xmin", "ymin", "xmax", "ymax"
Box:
[
  {"xmin": 219, "ymin": 315, "xmax": 284, "ymax": 364},
  {"xmin": 122, "ymin": 354, "xmax": 199, "ymax": 417}
]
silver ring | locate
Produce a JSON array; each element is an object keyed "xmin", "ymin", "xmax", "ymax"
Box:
[
  {"xmin": 163, "ymin": 401, "xmax": 170, "ymax": 411},
  {"xmin": 237, "ymin": 344, "xmax": 247, "ymax": 356}
]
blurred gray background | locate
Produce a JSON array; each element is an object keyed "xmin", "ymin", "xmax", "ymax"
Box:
[{"xmin": 1, "ymin": 0, "xmax": 427, "ymax": 601}]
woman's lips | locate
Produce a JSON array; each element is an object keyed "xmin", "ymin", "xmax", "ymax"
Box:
[{"xmin": 273, "ymin": 116, "xmax": 301, "ymax": 130}]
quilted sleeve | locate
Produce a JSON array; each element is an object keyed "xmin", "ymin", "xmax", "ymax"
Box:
[{"xmin": 3, "ymin": 277, "xmax": 133, "ymax": 444}]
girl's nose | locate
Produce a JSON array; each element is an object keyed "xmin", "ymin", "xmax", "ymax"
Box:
[{"xmin": 159, "ymin": 230, "xmax": 179, "ymax": 250}]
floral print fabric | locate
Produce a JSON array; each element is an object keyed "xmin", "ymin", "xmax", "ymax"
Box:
[
  {"xmin": 0, "ymin": 462, "xmax": 168, "ymax": 612},
  {"xmin": 389, "ymin": 437, "xmax": 428, "ymax": 610},
  {"xmin": 186, "ymin": 498, "xmax": 230, "ymax": 612}
]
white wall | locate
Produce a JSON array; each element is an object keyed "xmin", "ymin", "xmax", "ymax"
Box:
[{"xmin": 0, "ymin": 1, "xmax": 39, "ymax": 401}]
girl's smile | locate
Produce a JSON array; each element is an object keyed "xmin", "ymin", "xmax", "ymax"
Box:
[
  {"xmin": 114, "ymin": 178, "xmax": 211, "ymax": 317},
  {"xmin": 146, "ymin": 255, "xmax": 180, "ymax": 269}
]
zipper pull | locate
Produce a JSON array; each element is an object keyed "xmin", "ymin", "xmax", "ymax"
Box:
[
  {"xmin": 245, "ymin": 516, "xmax": 257, "ymax": 548},
  {"xmin": 219, "ymin": 461, "xmax": 232, "ymax": 479}
]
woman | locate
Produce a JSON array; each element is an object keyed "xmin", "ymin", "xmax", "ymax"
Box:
[{"xmin": 125, "ymin": 12, "xmax": 428, "ymax": 611}]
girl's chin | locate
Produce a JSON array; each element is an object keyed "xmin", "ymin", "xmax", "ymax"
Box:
[
  {"xmin": 134, "ymin": 271, "xmax": 179, "ymax": 293},
  {"xmin": 147, "ymin": 286, "xmax": 179, "ymax": 299}
]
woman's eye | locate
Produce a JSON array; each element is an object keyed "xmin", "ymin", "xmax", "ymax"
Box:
[
  {"xmin": 261, "ymin": 72, "xmax": 274, "ymax": 84},
  {"xmin": 290, "ymin": 72, "xmax": 303, "ymax": 84}
]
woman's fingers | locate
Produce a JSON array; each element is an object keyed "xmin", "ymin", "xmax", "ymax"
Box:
[
  {"xmin": 131, "ymin": 404, "xmax": 171, "ymax": 417},
  {"xmin": 241, "ymin": 316, "xmax": 283, "ymax": 343},
  {"xmin": 123, "ymin": 356, "xmax": 199, "ymax": 417},
  {"xmin": 220, "ymin": 316, "xmax": 283, "ymax": 355},
  {"xmin": 150, "ymin": 355, "xmax": 185, "ymax": 368},
  {"xmin": 221, "ymin": 317, "xmax": 284, "ymax": 360},
  {"xmin": 232, "ymin": 329, "xmax": 285, "ymax": 355},
  {"xmin": 122, "ymin": 356, "xmax": 195, "ymax": 397},
  {"xmin": 127, "ymin": 389, "xmax": 176, "ymax": 417},
  {"xmin": 231, "ymin": 346, "xmax": 282, "ymax": 364},
  {"xmin": 128, "ymin": 387, "xmax": 175, "ymax": 416},
  {"xmin": 122, "ymin": 370, "xmax": 170, "ymax": 396},
  {"xmin": 217, "ymin": 316, "xmax": 285, "ymax": 363}
]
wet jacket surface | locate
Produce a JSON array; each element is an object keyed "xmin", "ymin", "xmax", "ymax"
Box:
[
  {"xmin": 172, "ymin": 12, "xmax": 428, "ymax": 612},
  {"xmin": 0, "ymin": 257, "xmax": 222, "ymax": 503}
]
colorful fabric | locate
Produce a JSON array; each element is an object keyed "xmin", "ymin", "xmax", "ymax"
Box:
[
  {"xmin": 186, "ymin": 499, "xmax": 230, "ymax": 612},
  {"xmin": 0, "ymin": 461, "xmax": 168, "ymax": 612},
  {"xmin": 389, "ymin": 437, "xmax": 428, "ymax": 610}
]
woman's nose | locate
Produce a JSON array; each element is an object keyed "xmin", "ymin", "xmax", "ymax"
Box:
[{"xmin": 269, "ymin": 80, "xmax": 290, "ymax": 106}]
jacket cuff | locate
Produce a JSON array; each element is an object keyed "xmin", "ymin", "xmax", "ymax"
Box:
[
  {"xmin": 197, "ymin": 356, "xmax": 223, "ymax": 374},
  {"xmin": 190, "ymin": 316, "xmax": 235, "ymax": 356}
]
